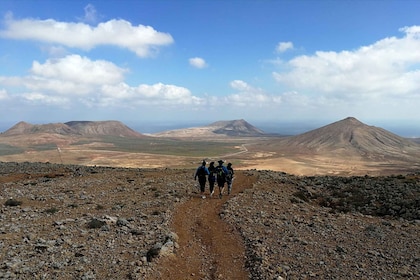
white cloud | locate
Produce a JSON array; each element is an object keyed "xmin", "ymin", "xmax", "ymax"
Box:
[
  {"xmin": 229, "ymin": 80, "xmax": 253, "ymax": 91},
  {"xmin": 273, "ymin": 25, "xmax": 420, "ymax": 101},
  {"xmin": 101, "ymin": 82, "xmax": 203, "ymax": 107},
  {"xmin": 189, "ymin": 57, "xmax": 208, "ymax": 69},
  {"xmin": 31, "ymin": 55, "xmax": 126, "ymax": 86},
  {"xmin": 276, "ymin": 41, "xmax": 293, "ymax": 53},
  {"xmin": 0, "ymin": 13, "xmax": 174, "ymax": 57},
  {"xmin": 22, "ymin": 92, "xmax": 69, "ymax": 105},
  {"xmin": 82, "ymin": 4, "xmax": 98, "ymax": 23},
  {"xmin": 0, "ymin": 55, "xmax": 127, "ymax": 97},
  {"xmin": 0, "ymin": 88, "xmax": 8, "ymax": 100},
  {"xmin": 0, "ymin": 55, "xmax": 204, "ymax": 109},
  {"xmin": 227, "ymin": 80, "xmax": 281, "ymax": 107}
]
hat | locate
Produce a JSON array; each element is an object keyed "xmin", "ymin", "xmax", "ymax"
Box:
[
  {"xmin": 227, "ymin": 162, "xmax": 232, "ymax": 166},
  {"xmin": 218, "ymin": 160, "xmax": 224, "ymax": 164},
  {"xmin": 209, "ymin": 161, "xmax": 215, "ymax": 165},
  {"xmin": 202, "ymin": 160, "xmax": 207, "ymax": 165}
]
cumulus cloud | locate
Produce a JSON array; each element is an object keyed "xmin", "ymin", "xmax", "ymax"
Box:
[
  {"xmin": 276, "ymin": 41, "xmax": 293, "ymax": 53},
  {"xmin": 0, "ymin": 88, "xmax": 8, "ymax": 100},
  {"xmin": 31, "ymin": 55, "xmax": 126, "ymax": 86},
  {"xmin": 227, "ymin": 80, "xmax": 281, "ymax": 107},
  {"xmin": 273, "ymin": 26, "xmax": 420, "ymax": 101},
  {"xmin": 189, "ymin": 57, "xmax": 208, "ymax": 69},
  {"xmin": 0, "ymin": 55, "xmax": 203, "ymax": 108},
  {"xmin": 0, "ymin": 13, "xmax": 174, "ymax": 57},
  {"xmin": 100, "ymin": 82, "xmax": 203, "ymax": 107}
]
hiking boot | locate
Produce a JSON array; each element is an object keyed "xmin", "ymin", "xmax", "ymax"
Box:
[{"xmin": 202, "ymin": 195, "xmax": 206, "ymax": 199}]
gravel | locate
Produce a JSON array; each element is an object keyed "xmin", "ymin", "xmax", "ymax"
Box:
[{"xmin": 1, "ymin": 162, "xmax": 419, "ymax": 279}]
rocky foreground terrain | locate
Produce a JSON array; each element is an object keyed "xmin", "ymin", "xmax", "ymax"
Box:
[{"xmin": 1, "ymin": 162, "xmax": 419, "ymax": 279}]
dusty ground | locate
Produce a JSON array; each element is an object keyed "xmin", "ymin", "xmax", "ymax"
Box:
[
  {"xmin": 146, "ymin": 173, "xmax": 257, "ymax": 279},
  {"xmin": 1, "ymin": 133, "xmax": 419, "ymax": 279},
  {"xmin": 1, "ymin": 163, "xmax": 419, "ymax": 279}
]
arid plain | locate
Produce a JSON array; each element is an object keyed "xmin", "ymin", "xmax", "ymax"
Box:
[{"xmin": 0, "ymin": 117, "xmax": 419, "ymax": 176}]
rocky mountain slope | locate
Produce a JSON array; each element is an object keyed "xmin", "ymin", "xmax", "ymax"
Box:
[
  {"xmin": 64, "ymin": 121, "xmax": 143, "ymax": 138},
  {"xmin": 283, "ymin": 117, "xmax": 418, "ymax": 150},
  {"xmin": 275, "ymin": 117, "xmax": 420, "ymax": 161},
  {"xmin": 0, "ymin": 162, "xmax": 419, "ymax": 279},
  {"xmin": 209, "ymin": 119, "xmax": 265, "ymax": 136},
  {"xmin": 2, "ymin": 121, "xmax": 78, "ymax": 136},
  {"xmin": 151, "ymin": 119, "xmax": 265, "ymax": 138},
  {"xmin": 2, "ymin": 120, "xmax": 144, "ymax": 138}
]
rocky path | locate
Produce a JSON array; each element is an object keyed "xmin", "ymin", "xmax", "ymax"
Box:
[{"xmin": 147, "ymin": 172, "xmax": 256, "ymax": 279}]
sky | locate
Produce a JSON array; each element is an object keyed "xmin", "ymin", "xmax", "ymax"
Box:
[{"xmin": 1, "ymin": 0, "xmax": 420, "ymax": 135}]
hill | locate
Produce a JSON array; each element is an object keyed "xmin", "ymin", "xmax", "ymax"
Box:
[
  {"xmin": 239, "ymin": 117, "xmax": 420, "ymax": 175},
  {"xmin": 65, "ymin": 121, "xmax": 144, "ymax": 138},
  {"xmin": 2, "ymin": 121, "xmax": 78, "ymax": 136},
  {"xmin": 210, "ymin": 119, "xmax": 265, "ymax": 136},
  {"xmin": 281, "ymin": 117, "xmax": 420, "ymax": 157},
  {"xmin": 2, "ymin": 120, "xmax": 144, "ymax": 138},
  {"xmin": 151, "ymin": 119, "xmax": 265, "ymax": 138}
]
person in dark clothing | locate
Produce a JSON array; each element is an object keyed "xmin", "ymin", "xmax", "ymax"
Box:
[
  {"xmin": 215, "ymin": 160, "xmax": 229, "ymax": 199},
  {"xmin": 194, "ymin": 160, "xmax": 210, "ymax": 198},
  {"xmin": 207, "ymin": 161, "xmax": 216, "ymax": 197},
  {"xmin": 226, "ymin": 162, "xmax": 235, "ymax": 195}
]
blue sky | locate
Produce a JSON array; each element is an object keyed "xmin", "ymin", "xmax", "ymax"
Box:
[{"xmin": 1, "ymin": 0, "xmax": 420, "ymax": 135}]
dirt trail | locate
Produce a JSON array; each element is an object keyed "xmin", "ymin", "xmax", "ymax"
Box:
[{"xmin": 148, "ymin": 171, "xmax": 256, "ymax": 279}]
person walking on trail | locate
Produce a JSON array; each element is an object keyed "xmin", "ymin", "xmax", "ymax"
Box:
[
  {"xmin": 226, "ymin": 162, "xmax": 235, "ymax": 195},
  {"xmin": 215, "ymin": 160, "xmax": 229, "ymax": 199},
  {"xmin": 207, "ymin": 161, "xmax": 216, "ymax": 197},
  {"xmin": 194, "ymin": 160, "xmax": 210, "ymax": 198}
]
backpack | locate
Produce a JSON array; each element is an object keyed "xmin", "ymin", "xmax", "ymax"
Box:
[
  {"xmin": 215, "ymin": 165, "xmax": 226, "ymax": 180},
  {"xmin": 208, "ymin": 166, "xmax": 216, "ymax": 179},
  {"xmin": 197, "ymin": 166, "xmax": 206, "ymax": 177},
  {"xmin": 226, "ymin": 169, "xmax": 233, "ymax": 181}
]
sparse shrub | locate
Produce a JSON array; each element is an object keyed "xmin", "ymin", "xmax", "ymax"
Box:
[
  {"xmin": 96, "ymin": 204, "xmax": 105, "ymax": 210},
  {"xmin": 44, "ymin": 207, "xmax": 59, "ymax": 214},
  {"xmin": 290, "ymin": 197, "xmax": 303, "ymax": 204},
  {"xmin": 87, "ymin": 218, "xmax": 106, "ymax": 229},
  {"xmin": 5, "ymin": 199, "xmax": 22, "ymax": 207},
  {"xmin": 112, "ymin": 203, "xmax": 125, "ymax": 210},
  {"xmin": 292, "ymin": 190, "xmax": 310, "ymax": 202}
]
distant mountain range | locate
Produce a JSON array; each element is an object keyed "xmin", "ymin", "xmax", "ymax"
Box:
[
  {"xmin": 1, "ymin": 117, "xmax": 419, "ymax": 173},
  {"xmin": 1, "ymin": 118, "xmax": 419, "ymax": 157}
]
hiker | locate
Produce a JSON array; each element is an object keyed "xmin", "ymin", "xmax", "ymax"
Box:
[
  {"xmin": 207, "ymin": 161, "xmax": 216, "ymax": 197},
  {"xmin": 215, "ymin": 160, "xmax": 229, "ymax": 198},
  {"xmin": 194, "ymin": 160, "xmax": 210, "ymax": 198},
  {"xmin": 226, "ymin": 162, "xmax": 235, "ymax": 195}
]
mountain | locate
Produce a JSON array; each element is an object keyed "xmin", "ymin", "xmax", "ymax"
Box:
[
  {"xmin": 65, "ymin": 121, "xmax": 143, "ymax": 138},
  {"xmin": 2, "ymin": 121, "xmax": 144, "ymax": 138},
  {"xmin": 209, "ymin": 119, "xmax": 265, "ymax": 136},
  {"xmin": 281, "ymin": 117, "xmax": 420, "ymax": 157},
  {"xmin": 151, "ymin": 119, "xmax": 265, "ymax": 138},
  {"xmin": 2, "ymin": 121, "xmax": 78, "ymax": 136}
]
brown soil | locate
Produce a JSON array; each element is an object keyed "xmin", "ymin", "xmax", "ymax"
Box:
[{"xmin": 147, "ymin": 172, "xmax": 256, "ymax": 279}]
